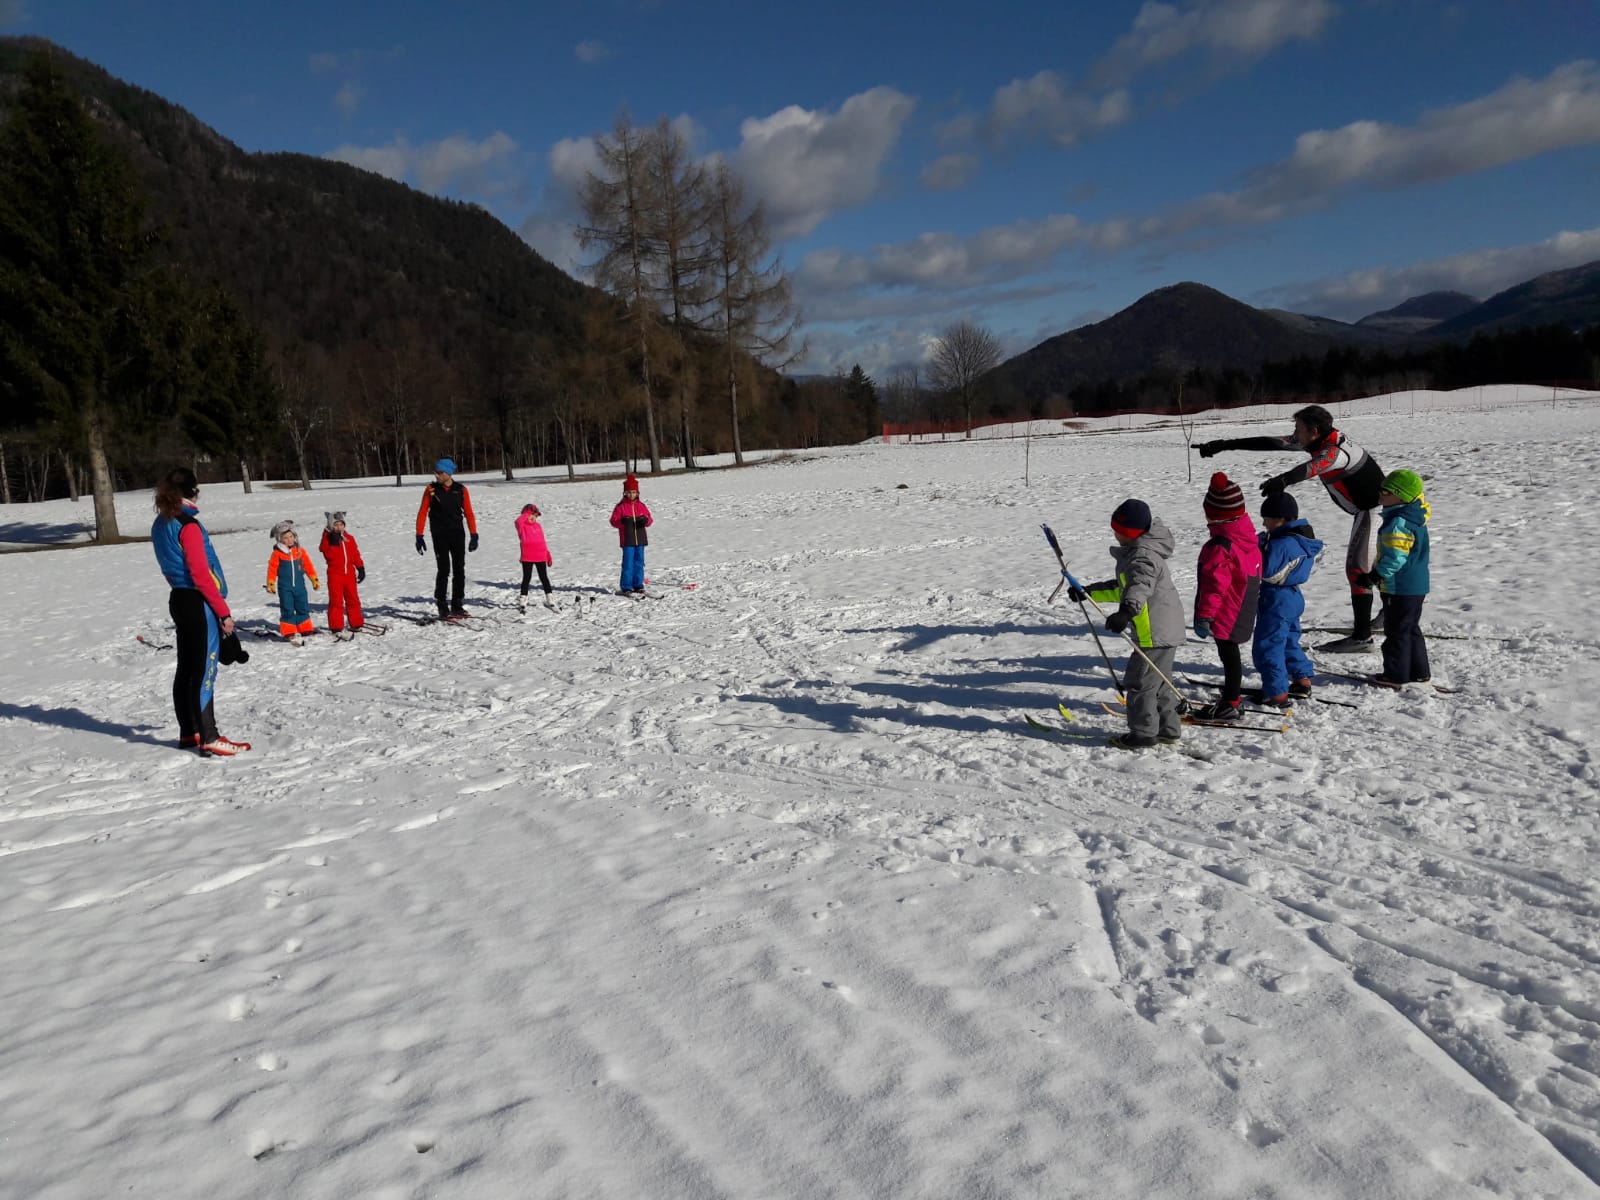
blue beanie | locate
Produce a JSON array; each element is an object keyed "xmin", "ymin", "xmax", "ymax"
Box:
[
  {"xmin": 435, "ymin": 458, "xmax": 456, "ymax": 474},
  {"xmin": 1261, "ymin": 492, "xmax": 1298, "ymax": 520}
]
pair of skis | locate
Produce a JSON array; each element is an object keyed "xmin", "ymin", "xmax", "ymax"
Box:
[{"xmin": 1039, "ymin": 524, "xmax": 1286, "ymax": 735}]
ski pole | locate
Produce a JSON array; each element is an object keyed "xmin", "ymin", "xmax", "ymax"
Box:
[
  {"xmin": 1043, "ymin": 524, "xmax": 1191, "ymax": 709},
  {"xmin": 1041, "ymin": 524, "xmax": 1123, "ymax": 696}
]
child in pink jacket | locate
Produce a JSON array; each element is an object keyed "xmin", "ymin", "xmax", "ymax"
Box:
[
  {"xmin": 609, "ymin": 474, "xmax": 653, "ymax": 594},
  {"xmin": 1191, "ymin": 473, "xmax": 1262, "ymax": 721},
  {"xmin": 514, "ymin": 502, "xmax": 554, "ymax": 611}
]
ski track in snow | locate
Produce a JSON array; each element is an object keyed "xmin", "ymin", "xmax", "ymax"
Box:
[{"xmin": 1, "ymin": 389, "xmax": 1598, "ymax": 1198}]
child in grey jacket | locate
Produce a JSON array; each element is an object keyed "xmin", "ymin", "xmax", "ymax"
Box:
[{"xmin": 1068, "ymin": 498, "xmax": 1186, "ymax": 750}]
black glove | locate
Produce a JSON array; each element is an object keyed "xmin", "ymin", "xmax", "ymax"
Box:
[
  {"xmin": 416, "ymin": 535, "xmax": 426, "ymax": 555},
  {"xmin": 1066, "ymin": 585, "xmax": 1088, "ymax": 603},
  {"xmin": 218, "ymin": 631, "xmax": 250, "ymax": 666},
  {"xmin": 356, "ymin": 565, "xmax": 366, "ymax": 584},
  {"xmin": 1356, "ymin": 569, "xmax": 1380, "ymax": 589},
  {"xmin": 1105, "ymin": 610, "xmax": 1131, "ymax": 635},
  {"xmin": 1260, "ymin": 475, "xmax": 1288, "ymax": 496},
  {"xmin": 1197, "ymin": 442, "xmax": 1220, "ymax": 458},
  {"xmin": 327, "ymin": 531, "xmax": 342, "ymax": 546},
  {"xmin": 469, "ymin": 533, "xmax": 479, "ymax": 552}
]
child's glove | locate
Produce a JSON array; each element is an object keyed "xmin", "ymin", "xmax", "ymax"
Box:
[
  {"xmin": 1355, "ymin": 569, "xmax": 1380, "ymax": 589},
  {"xmin": 356, "ymin": 566, "xmax": 366, "ymax": 584},
  {"xmin": 1193, "ymin": 618, "xmax": 1213, "ymax": 640},
  {"xmin": 1066, "ymin": 584, "xmax": 1088, "ymax": 603},
  {"xmin": 265, "ymin": 582, "xmax": 276, "ymax": 594},
  {"xmin": 311, "ymin": 578, "xmax": 321, "ymax": 591},
  {"xmin": 416, "ymin": 535, "xmax": 426, "ymax": 555},
  {"xmin": 1105, "ymin": 610, "xmax": 1131, "ymax": 635},
  {"xmin": 468, "ymin": 533, "xmax": 479, "ymax": 552}
]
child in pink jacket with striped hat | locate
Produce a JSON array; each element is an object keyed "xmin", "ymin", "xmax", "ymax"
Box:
[
  {"xmin": 514, "ymin": 502, "xmax": 555, "ymax": 611},
  {"xmin": 1191, "ymin": 473, "xmax": 1263, "ymax": 721}
]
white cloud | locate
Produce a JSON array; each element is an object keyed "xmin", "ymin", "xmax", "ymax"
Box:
[
  {"xmin": 333, "ymin": 81, "xmax": 364, "ymax": 118},
  {"xmin": 1255, "ymin": 227, "xmax": 1600, "ymax": 320},
  {"xmin": 734, "ymin": 86, "xmax": 916, "ymax": 238},
  {"xmin": 920, "ymin": 153, "xmax": 979, "ymax": 190},
  {"xmin": 519, "ymin": 214, "xmax": 587, "ymax": 277},
  {"xmin": 797, "ymin": 213, "xmax": 1095, "ymax": 295},
  {"xmin": 941, "ymin": 0, "xmax": 1333, "ymax": 152},
  {"xmin": 1091, "ymin": 0, "xmax": 1336, "ymax": 87},
  {"xmin": 983, "ymin": 71, "xmax": 1132, "ymax": 148},
  {"xmin": 575, "ymin": 40, "xmax": 611, "ymax": 64},
  {"xmin": 324, "ymin": 131, "xmax": 523, "ymax": 198},
  {"xmin": 1133, "ymin": 60, "xmax": 1600, "ymax": 242}
]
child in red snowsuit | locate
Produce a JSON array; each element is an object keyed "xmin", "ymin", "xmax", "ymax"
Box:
[{"xmin": 318, "ymin": 511, "xmax": 367, "ymax": 636}]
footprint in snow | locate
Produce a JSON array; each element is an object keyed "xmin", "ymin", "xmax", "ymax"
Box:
[{"xmin": 1239, "ymin": 1118, "xmax": 1284, "ymax": 1148}]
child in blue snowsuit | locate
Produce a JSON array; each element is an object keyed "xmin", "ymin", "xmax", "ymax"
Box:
[{"xmin": 1254, "ymin": 492, "xmax": 1323, "ymax": 705}]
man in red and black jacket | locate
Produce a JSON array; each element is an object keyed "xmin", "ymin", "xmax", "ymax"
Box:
[
  {"xmin": 415, "ymin": 458, "xmax": 478, "ymax": 618},
  {"xmin": 1199, "ymin": 405, "xmax": 1385, "ymax": 651}
]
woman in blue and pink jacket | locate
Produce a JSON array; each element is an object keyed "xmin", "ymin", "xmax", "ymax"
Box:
[
  {"xmin": 151, "ymin": 467, "xmax": 250, "ymax": 756},
  {"xmin": 608, "ymin": 475, "xmax": 653, "ymax": 594}
]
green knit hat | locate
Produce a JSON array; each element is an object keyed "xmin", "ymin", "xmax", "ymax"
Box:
[{"xmin": 1381, "ymin": 469, "xmax": 1424, "ymax": 502}]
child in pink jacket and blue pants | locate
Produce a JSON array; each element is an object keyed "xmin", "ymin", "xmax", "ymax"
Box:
[
  {"xmin": 515, "ymin": 503, "xmax": 554, "ymax": 610},
  {"xmin": 1191, "ymin": 473, "xmax": 1262, "ymax": 721}
]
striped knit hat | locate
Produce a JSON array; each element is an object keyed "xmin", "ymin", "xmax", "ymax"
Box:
[{"xmin": 1203, "ymin": 472, "xmax": 1245, "ymax": 521}]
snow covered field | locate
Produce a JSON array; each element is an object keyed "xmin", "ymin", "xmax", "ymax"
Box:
[{"xmin": 2, "ymin": 386, "xmax": 1598, "ymax": 1199}]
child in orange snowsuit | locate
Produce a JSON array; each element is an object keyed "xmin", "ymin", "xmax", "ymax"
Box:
[{"xmin": 266, "ymin": 520, "xmax": 320, "ymax": 643}]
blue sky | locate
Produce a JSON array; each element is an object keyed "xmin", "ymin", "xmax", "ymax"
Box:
[{"xmin": 8, "ymin": 0, "xmax": 1600, "ymax": 376}]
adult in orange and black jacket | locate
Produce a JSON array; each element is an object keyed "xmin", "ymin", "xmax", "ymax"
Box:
[
  {"xmin": 1199, "ymin": 405, "xmax": 1385, "ymax": 643},
  {"xmin": 416, "ymin": 458, "xmax": 478, "ymax": 617}
]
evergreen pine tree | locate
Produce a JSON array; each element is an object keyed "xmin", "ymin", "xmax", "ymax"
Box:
[{"xmin": 0, "ymin": 50, "xmax": 166, "ymax": 539}]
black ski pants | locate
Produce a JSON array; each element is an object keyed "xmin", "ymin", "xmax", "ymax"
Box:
[
  {"xmin": 169, "ymin": 588, "xmax": 219, "ymax": 742},
  {"xmin": 1380, "ymin": 593, "xmax": 1430, "ymax": 683},
  {"xmin": 520, "ymin": 561, "xmax": 552, "ymax": 595},
  {"xmin": 433, "ymin": 529, "xmax": 466, "ymax": 612}
]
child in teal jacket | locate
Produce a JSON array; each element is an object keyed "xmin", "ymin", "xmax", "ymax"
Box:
[{"xmin": 1359, "ymin": 469, "xmax": 1431, "ymax": 685}]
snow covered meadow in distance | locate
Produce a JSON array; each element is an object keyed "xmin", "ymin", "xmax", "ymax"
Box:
[{"xmin": 3, "ymin": 384, "xmax": 1600, "ymax": 1200}]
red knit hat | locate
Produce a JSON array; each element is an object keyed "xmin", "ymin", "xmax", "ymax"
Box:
[
  {"xmin": 624, "ymin": 474, "xmax": 639, "ymax": 494},
  {"xmin": 1203, "ymin": 472, "xmax": 1245, "ymax": 521}
]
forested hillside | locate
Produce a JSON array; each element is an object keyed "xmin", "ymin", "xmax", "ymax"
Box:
[{"xmin": 0, "ymin": 38, "xmax": 869, "ymax": 508}]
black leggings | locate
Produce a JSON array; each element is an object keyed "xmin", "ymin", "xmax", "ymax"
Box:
[
  {"xmin": 169, "ymin": 588, "xmax": 218, "ymax": 742},
  {"xmin": 520, "ymin": 561, "xmax": 551, "ymax": 595},
  {"xmin": 1215, "ymin": 638, "xmax": 1243, "ymax": 703}
]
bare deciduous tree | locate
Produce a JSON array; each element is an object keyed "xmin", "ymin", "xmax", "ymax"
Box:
[
  {"xmin": 706, "ymin": 162, "xmax": 802, "ymax": 465},
  {"xmin": 643, "ymin": 118, "xmax": 714, "ymax": 470},
  {"xmin": 578, "ymin": 114, "xmax": 664, "ymax": 475},
  {"xmin": 928, "ymin": 319, "xmax": 1002, "ymax": 436}
]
